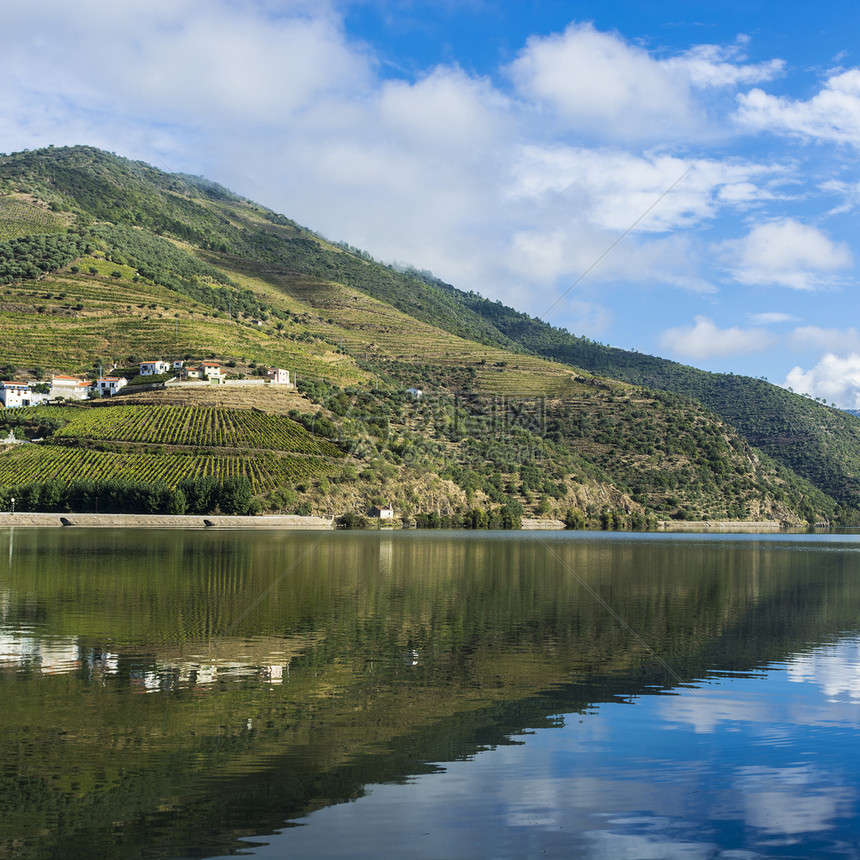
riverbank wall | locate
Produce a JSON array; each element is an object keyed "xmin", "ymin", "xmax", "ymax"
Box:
[
  {"xmin": 0, "ymin": 513, "xmax": 333, "ymax": 529},
  {"xmin": 656, "ymin": 520, "xmax": 783, "ymax": 531}
]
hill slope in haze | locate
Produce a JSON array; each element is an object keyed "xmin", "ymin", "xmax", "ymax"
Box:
[{"xmin": 0, "ymin": 144, "xmax": 852, "ymax": 525}]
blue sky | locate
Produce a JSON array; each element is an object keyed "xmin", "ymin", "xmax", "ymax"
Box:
[{"xmin": 5, "ymin": 1, "xmax": 860, "ymax": 404}]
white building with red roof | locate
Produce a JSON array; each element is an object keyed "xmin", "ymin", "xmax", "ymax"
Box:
[
  {"xmin": 49, "ymin": 375, "xmax": 91, "ymax": 401},
  {"xmin": 94, "ymin": 376, "xmax": 127, "ymax": 396}
]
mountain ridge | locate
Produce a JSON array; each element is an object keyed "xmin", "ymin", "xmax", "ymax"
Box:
[{"xmin": 0, "ymin": 144, "xmax": 853, "ymax": 525}]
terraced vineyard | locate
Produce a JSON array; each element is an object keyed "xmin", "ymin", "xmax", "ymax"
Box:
[
  {"xmin": 0, "ymin": 195, "xmax": 68, "ymax": 239},
  {"xmin": 0, "ymin": 264, "xmax": 366, "ymax": 384},
  {"xmin": 0, "ymin": 403, "xmax": 348, "ymax": 494},
  {"xmin": 231, "ymin": 264, "xmax": 592, "ymax": 396},
  {"xmin": 51, "ymin": 404, "xmax": 345, "ymax": 456},
  {"xmin": 0, "ymin": 444, "xmax": 339, "ymax": 492}
]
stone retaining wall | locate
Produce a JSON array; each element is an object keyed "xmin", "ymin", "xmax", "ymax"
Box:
[{"xmin": 0, "ymin": 513, "xmax": 333, "ymax": 529}]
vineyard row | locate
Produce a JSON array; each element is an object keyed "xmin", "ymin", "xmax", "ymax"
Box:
[{"xmin": 0, "ymin": 445, "xmax": 340, "ymax": 493}]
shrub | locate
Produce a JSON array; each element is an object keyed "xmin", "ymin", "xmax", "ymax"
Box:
[
  {"xmin": 336, "ymin": 512, "xmax": 367, "ymax": 529},
  {"xmin": 563, "ymin": 508, "xmax": 587, "ymax": 530},
  {"xmin": 218, "ymin": 475, "xmax": 255, "ymax": 515}
]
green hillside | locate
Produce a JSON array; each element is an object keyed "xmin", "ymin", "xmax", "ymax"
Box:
[
  {"xmin": 437, "ymin": 296, "xmax": 860, "ymax": 509},
  {"xmin": 0, "ymin": 144, "xmax": 851, "ymax": 525}
]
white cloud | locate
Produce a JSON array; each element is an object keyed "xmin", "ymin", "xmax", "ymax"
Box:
[
  {"xmin": 717, "ymin": 219, "xmax": 852, "ymax": 290},
  {"xmin": 508, "ymin": 23, "xmax": 694, "ymax": 141},
  {"xmin": 737, "ymin": 68, "xmax": 860, "ymax": 145},
  {"xmin": 751, "ymin": 312, "xmax": 798, "ymax": 324},
  {"xmin": 661, "ymin": 316, "xmax": 775, "ymax": 359},
  {"xmin": 784, "ymin": 353, "xmax": 860, "ymax": 407},
  {"xmin": 556, "ymin": 298, "xmax": 613, "ymax": 338},
  {"xmin": 788, "ymin": 326, "xmax": 860, "ymax": 353},
  {"xmin": 664, "ymin": 41, "xmax": 784, "ymax": 88},
  {"xmin": 507, "ymin": 148, "xmax": 780, "ymax": 233},
  {"xmin": 507, "ymin": 24, "xmax": 782, "ymax": 142},
  {"xmin": 2, "ymin": 0, "xmax": 372, "ymax": 130}
]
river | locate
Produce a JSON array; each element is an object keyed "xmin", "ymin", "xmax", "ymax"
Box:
[{"xmin": 2, "ymin": 528, "xmax": 860, "ymax": 858}]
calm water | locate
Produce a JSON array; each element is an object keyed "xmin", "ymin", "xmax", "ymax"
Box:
[{"xmin": 2, "ymin": 528, "xmax": 860, "ymax": 858}]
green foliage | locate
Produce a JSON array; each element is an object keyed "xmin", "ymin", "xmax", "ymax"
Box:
[
  {"xmin": 416, "ymin": 505, "xmax": 522, "ymax": 530},
  {"xmin": 445, "ymin": 290, "xmax": 860, "ymax": 516},
  {"xmin": 0, "ymin": 196, "xmax": 67, "ymax": 240},
  {"xmin": 46, "ymin": 403, "xmax": 344, "ymax": 457},
  {"xmin": 0, "ymin": 232, "xmax": 88, "ymax": 283},
  {"xmin": 564, "ymin": 508, "xmax": 587, "ymax": 530},
  {"xmin": 85, "ymin": 223, "xmax": 263, "ymax": 322},
  {"xmin": 218, "ymin": 475, "xmax": 257, "ymax": 515},
  {"xmin": 336, "ymin": 511, "xmax": 368, "ymax": 529},
  {"xmin": 0, "ymin": 475, "xmax": 262, "ymax": 515},
  {"xmin": 0, "ymin": 440, "xmax": 340, "ymax": 494},
  {"xmin": 177, "ymin": 476, "xmax": 219, "ymax": 514}
]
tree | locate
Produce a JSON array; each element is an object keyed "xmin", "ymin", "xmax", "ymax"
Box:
[{"xmin": 218, "ymin": 476, "xmax": 255, "ymax": 515}]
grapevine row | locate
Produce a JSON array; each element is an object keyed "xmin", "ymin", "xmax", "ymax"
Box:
[
  {"xmin": 0, "ymin": 445, "xmax": 340, "ymax": 493},
  {"xmin": 47, "ymin": 404, "xmax": 343, "ymax": 456}
]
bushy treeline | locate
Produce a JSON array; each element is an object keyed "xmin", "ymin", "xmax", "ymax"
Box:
[
  {"xmin": 90, "ymin": 223, "xmax": 231, "ymax": 287},
  {"xmin": 0, "ymin": 233, "xmax": 89, "ymax": 283},
  {"xmin": 0, "ymin": 475, "xmax": 259, "ymax": 515},
  {"xmin": 87, "ymin": 223, "xmax": 273, "ymax": 320},
  {"xmin": 563, "ymin": 507, "xmax": 655, "ymax": 530},
  {"xmin": 415, "ymin": 506, "xmax": 522, "ymax": 529},
  {"xmin": 335, "ymin": 506, "xmax": 522, "ymax": 529}
]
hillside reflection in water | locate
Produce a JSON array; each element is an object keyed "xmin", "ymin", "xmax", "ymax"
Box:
[{"xmin": 2, "ymin": 529, "xmax": 860, "ymax": 858}]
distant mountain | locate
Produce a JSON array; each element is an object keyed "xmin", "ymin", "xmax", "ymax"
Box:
[
  {"xmin": 0, "ymin": 145, "xmax": 852, "ymax": 525},
  {"xmin": 442, "ymin": 296, "xmax": 860, "ymax": 510}
]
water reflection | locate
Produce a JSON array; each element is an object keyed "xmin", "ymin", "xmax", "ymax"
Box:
[
  {"xmin": 270, "ymin": 641, "xmax": 860, "ymax": 859},
  {"xmin": 3, "ymin": 529, "xmax": 860, "ymax": 858}
]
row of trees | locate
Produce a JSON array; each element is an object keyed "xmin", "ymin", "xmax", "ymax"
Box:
[
  {"xmin": 415, "ymin": 505, "xmax": 522, "ymax": 529},
  {"xmin": 0, "ymin": 476, "xmax": 259, "ymax": 515},
  {"xmin": 0, "ymin": 233, "xmax": 89, "ymax": 283},
  {"xmin": 563, "ymin": 507, "xmax": 655, "ymax": 530},
  {"xmin": 337, "ymin": 505, "xmax": 522, "ymax": 530}
]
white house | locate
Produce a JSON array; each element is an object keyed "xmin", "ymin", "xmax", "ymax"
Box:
[
  {"xmin": 94, "ymin": 376, "xmax": 128, "ymax": 396},
  {"xmin": 267, "ymin": 368, "xmax": 291, "ymax": 385},
  {"xmin": 406, "ymin": 387, "xmax": 423, "ymax": 399},
  {"xmin": 139, "ymin": 360, "xmax": 170, "ymax": 376},
  {"xmin": 50, "ymin": 375, "xmax": 90, "ymax": 401},
  {"xmin": 369, "ymin": 504, "xmax": 395, "ymax": 520},
  {"xmin": 172, "ymin": 359, "xmax": 184, "ymax": 372},
  {"xmin": 199, "ymin": 361, "xmax": 224, "ymax": 382},
  {"xmin": 0, "ymin": 382, "xmax": 36, "ymax": 408}
]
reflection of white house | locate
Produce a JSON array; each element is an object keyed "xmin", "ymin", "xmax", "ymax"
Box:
[
  {"xmin": 50, "ymin": 375, "xmax": 90, "ymax": 401},
  {"xmin": 0, "ymin": 382, "xmax": 41, "ymax": 408},
  {"xmin": 139, "ymin": 360, "xmax": 170, "ymax": 376},
  {"xmin": 94, "ymin": 376, "xmax": 128, "ymax": 396},
  {"xmin": 130, "ymin": 657, "xmax": 289, "ymax": 693},
  {"xmin": 0, "ymin": 633, "xmax": 81, "ymax": 674},
  {"xmin": 267, "ymin": 367, "xmax": 291, "ymax": 385}
]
